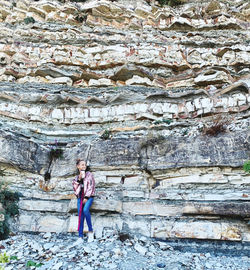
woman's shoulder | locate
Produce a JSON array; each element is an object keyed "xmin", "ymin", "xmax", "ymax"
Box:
[
  {"xmin": 86, "ymin": 171, "xmax": 93, "ymax": 177},
  {"xmin": 86, "ymin": 171, "xmax": 95, "ymax": 179}
]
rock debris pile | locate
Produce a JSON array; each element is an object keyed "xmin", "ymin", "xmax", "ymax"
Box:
[
  {"xmin": 0, "ymin": 0, "xmax": 249, "ymax": 244},
  {"xmin": 0, "ymin": 231, "xmax": 249, "ymax": 270}
]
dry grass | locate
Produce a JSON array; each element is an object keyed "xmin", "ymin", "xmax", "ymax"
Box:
[{"xmin": 202, "ymin": 115, "xmax": 230, "ymax": 136}]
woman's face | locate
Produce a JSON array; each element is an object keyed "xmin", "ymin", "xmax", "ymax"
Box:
[{"xmin": 77, "ymin": 161, "xmax": 86, "ymax": 172}]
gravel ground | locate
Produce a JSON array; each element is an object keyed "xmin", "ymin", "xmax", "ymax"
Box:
[{"xmin": 0, "ymin": 231, "xmax": 249, "ymax": 270}]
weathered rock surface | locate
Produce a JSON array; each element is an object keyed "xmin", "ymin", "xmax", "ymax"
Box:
[{"xmin": 0, "ymin": 0, "xmax": 249, "ymax": 243}]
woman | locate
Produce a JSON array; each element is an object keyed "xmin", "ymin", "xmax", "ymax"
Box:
[{"xmin": 72, "ymin": 159, "xmax": 95, "ymax": 244}]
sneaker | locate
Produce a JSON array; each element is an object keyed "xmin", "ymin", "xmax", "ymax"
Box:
[
  {"xmin": 73, "ymin": 237, "xmax": 84, "ymax": 246},
  {"xmin": 88, "ymin": 232, "xmax": 94, "ymax": 243}
]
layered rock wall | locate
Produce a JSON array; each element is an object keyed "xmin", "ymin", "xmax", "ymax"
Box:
[{"xmin": 0, "ymin": 0, "xmax": 249, "ymax": 241}]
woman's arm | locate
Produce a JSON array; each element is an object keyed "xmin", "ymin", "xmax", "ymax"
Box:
[{"xmin": 72, "ymin": 178, "xmax": 82, "ymax": 197}]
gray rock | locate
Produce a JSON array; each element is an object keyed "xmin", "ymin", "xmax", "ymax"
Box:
[
  {"xmin": 134, "ymin": 243, "xmax": 147, "ymax": 255},
  {"xmin": 102, "ymin": 251, "xmax": 110, "ymax": 258},
  {"xmin": 44, "ymin": 243, "xmax": 54, "ymax": 250},
  {"xmin": 95, "ymin": 226, "xmax": 103, "ymax": 239},
  {"xmin": 113, "ymin": 247, "xmax": 122, "ymax": 256},
  {"xmin": 43, "ymin": 232, "xmax": 52, "ymax": 239},
  {"xmin": 157, "ymin": 242, "xmax": 173, "ymax": 251},
  {"xmin": 205, "ymin": 262, "xmax": 213, "ymax": 269},
  {"xmin": 50, "ymin": 246, "xmax": 60, "ymax": 254},
  {"xmin": 29, "ymin": 241, "xmax": 43, "ymax": 252},
  {"xmin": 83, "ymin": 246, "xmax": 92, "ymax": 254},
  {"xmin": 51, "ymin": 261, "xmax": 63, "ymax": 270},
  {"xmin": 79, "ymin": 265, "xmax": 93, "ymax": 270}
]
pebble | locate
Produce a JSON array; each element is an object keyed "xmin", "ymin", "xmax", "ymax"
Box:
[
  {"xmin": 52, "ymin": 261, "xmax": 63, "ymax": 270},
  {"xmin": 158, "ymin": 241, "xmax": 172, "ymax": 251},
  {"xmin": 107, "ymin": 262, "xmax": 117, "ymax": 269},
  {"xmin": 83, "ymin": 246, "xmax": 92, "ymax": 254},
  {"xmin": 113, "ymin": 248, "xmax": 122, "ymax": 256},
  {"xmin": 82, "ymin": 266, "xmax": 93, "ymax": 270},
  {"xmin": 43, "ymin": 232, "xmax": 52, "ymax": 239},
  {"xmin": 102, "ymin": 251, "xmax": 110, "ymax": 258},
  {"xmin": 134, "ymin": 243, "xmax": 147, "ymax": 255},
  {"xmin": 50, "ymin": 246, "xmax": 60, "ymax": 254},
  {"xmin": 157, "ymin": 262, "xmax": 166, "ymax": 268},
  {"xmin": 44, "ymin": 243, "xmax": 54, "ymax": 250},
  {"xmin": 205, "ymin": 262, "xmax": 213, "ymax": 269},
  {"xmin": 0, "ymin": 232, "xmax": 249, "ymax": 270}
]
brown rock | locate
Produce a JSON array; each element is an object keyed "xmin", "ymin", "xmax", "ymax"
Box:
[{"xmin": 205, "ymin": 1, "xmax": 221, "ymax": 15}]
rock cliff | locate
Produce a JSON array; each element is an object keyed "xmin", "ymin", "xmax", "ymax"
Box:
[{"xmin": 0, "ymin": 0, "xmax": 249, "ymax": 241}]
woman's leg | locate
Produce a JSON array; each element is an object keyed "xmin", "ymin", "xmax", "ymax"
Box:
[
  {"xmin": 83, "ymin": 197, "xmax": 94, "ymax": 232},
  {"xmin": 77, "ymin": 196, "xmax": 84, "ymax": 238}
]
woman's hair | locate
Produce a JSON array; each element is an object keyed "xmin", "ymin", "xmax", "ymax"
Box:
[
  {"xmin": 76, "ymin": 158, "xmax": 90, "ymax": 171},
  {"xmin": 76, "ymin": 158, "xmax": 85, "ymax": 166}
]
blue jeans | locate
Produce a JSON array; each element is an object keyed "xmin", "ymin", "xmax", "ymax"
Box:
[{"xmin": 77, "ymin": 194, "xmax": 94, "ymax": 238}]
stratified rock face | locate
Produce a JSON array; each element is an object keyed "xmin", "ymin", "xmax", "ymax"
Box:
[{"xmin": 0, "ymin": 0, "xmax": 249, "ymax": 242}]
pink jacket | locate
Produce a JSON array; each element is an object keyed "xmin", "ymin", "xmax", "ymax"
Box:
[{"xmin": 72, "ymin": 171, "xmax": 95, "ymax": 199}]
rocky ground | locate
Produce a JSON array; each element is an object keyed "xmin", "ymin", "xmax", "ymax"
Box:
[
  {"xmin": 0, "ymin": 231, "xmax": 249, "ymax": 270},
  {"xmin": 0, "ymin": 0, "xmax": 249, "ymax": 245}
]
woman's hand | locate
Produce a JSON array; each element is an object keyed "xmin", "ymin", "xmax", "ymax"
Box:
[
  {"xmin": 83, "ymin": 198, "xmax": 88, "ymax": 204},
  {"xmin": 79, "ymin": 170, "xmax": 85, "ymax": 179}
]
